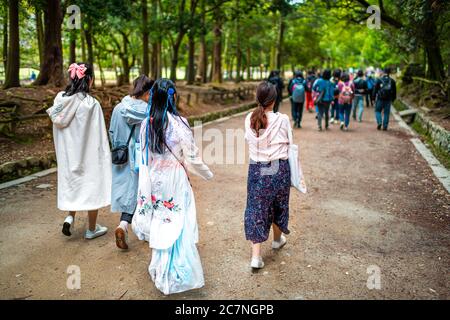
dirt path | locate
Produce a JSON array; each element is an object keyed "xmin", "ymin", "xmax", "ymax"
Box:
[{"xmin": 0, "ymin": 100, "xmax": 449, "ymax": 300}]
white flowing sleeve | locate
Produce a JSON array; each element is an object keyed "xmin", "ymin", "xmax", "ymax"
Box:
[{"xmin": 175, "ymin": 117, "xmax": 213, "ymax": 180}]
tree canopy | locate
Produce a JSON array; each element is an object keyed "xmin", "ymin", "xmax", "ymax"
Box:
[{"xmin": 0, "ymin": 0, "xmax": 448, "ymax": 88}]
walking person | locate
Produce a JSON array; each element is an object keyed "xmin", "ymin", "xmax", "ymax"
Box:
[
  {"xmin": 46, "ymin": 63, "xmax": 111, "ymax": 239},
  {"xmin": 313, "ymin": 69, "xmax": 335, "ymax": 131},
  {"xmin": 305, "ymin": 70, "xmax": 316, "ymax": 113},
  {"xmin": 132, "ymin": 78, "xmax": 213, "ymax": 295},
  {"xmin": 244, "ymin": 81, "xmax": 291, "ymax": 269},
  {"xmin": 337, "ymin": 72, "xmax": 355, "ymax": 131},
  {"xmin": 109, "ymin": 75, "xmax": 154, "ymax": 250},
  {"xmin": 330, "ymin": 69, "xmax": 342, "ymax": 124},
  {"xmin": 374, "ymin": 67, "xmax": 397, "ymax": 130},
  {"xmin": 287, "ymin": 70, "xmax": 306, "ymax": 128},
  {"xmin": 352, "ymin": 69, "xmax": 368, "ymax": 122},
  {"xmin": 365, "ymin": 70, "xmax": 376, "ymax": 108},
  {"xmin": 268, "ymin": 70, "xmax": 284, "ymax": 113}
]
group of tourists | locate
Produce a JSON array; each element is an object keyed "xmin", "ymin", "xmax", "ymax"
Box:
[
  {"xmin": 47, "ymin": 62, "xmax": 304, "ymax": 296},
  {"xmin": 275, "ymin": 67, "xmax": 397, "ymax": 131}
]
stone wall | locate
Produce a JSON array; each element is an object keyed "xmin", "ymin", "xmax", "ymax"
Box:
[
  {"xmin": 398, "ymin": 99, "xmax": 450, "ymax": 155},
  {"xmin": 0, "ymin": 152, "xmax": 56, "ymax": 183}
]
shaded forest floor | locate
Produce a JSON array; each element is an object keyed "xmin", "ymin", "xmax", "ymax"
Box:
[{"xmin": 0, "ymin": 81, "xmax": 258, "ymax": 165}]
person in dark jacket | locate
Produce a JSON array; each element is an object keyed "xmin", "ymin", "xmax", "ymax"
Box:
[
  {"xmin": 373, "ymin": 67, "xmax": 397, "ymax": 130},
  {"xmin": 312, "ymin": 69, "xmax": 335, "ymax": 131},
  {"xmin": 288, "ymin": 70, "xmax": 306, "ymax": 128},
  {"xmin": 268, "ymin": 70, "xmax": 284, "ymax": 113},
  {"xmin": 352, "ymin": 69, "xmax": 368, "ymax": 122}
]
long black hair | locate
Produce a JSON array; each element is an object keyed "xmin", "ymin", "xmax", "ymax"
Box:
[
  {"xmin": 63, "ymin": 62, "xmax": 94, "ymax": 97},
  {"xmin": 144, "ymin": 78, "xmax": 190, "ymax": 157}
]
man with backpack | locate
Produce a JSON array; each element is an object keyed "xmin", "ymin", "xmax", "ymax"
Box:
[
  {"xmin": 288, "ymin": 70, "xmax": 306, "ymax": 128},
  {"xmin": 268, "ymin": 70, "xmax": 284, "ymax": 113},
  {"xmin": 305, "ymin": 70, "xmax": 316, "ymax": 113},
  {"xmin": 373, "ymin": 67, "xmax": 397, "ymax": 131},
  {"xmin": 352, "ymin": 69, "xmax": 368, "ymax": 122},
  {"xmin": 313, "ymin": 69, "xmax": 335, "ymax": 131}
]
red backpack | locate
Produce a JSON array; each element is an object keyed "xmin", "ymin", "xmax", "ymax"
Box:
[{"xmin": 339, "ymin": 82, "xmax": 353, "ymax": 104}]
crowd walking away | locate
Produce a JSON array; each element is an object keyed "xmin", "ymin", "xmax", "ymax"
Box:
[{"xmin": 47, "ymin": 62, "xmax": 395, "ymax": 296}]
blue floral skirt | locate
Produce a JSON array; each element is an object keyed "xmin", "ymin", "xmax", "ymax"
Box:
[{"xmin": 244, "ymin": 159, "xmax": 291, "ymax": 243}]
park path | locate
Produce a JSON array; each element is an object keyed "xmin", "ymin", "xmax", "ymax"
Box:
[{"xmin": 0, "ymin": 100, "xmax": 449, "ymax": 300}]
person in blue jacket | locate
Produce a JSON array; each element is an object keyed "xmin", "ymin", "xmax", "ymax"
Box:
[
  {"xmin": 312, "ymin": 69, "xmax": 335, "ymax": 131},
  {"xmin": 109, "ymin": 75, "xmax": 154, "ymax": 250}
]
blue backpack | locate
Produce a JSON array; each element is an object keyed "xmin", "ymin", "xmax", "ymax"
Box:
[{"xmin": 291, "ymin": 79, "xmax": 305, "ymax": 103}]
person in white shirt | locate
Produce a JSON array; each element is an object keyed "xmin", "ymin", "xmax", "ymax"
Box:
[{"xmin": 244, "ymin": 81, "xmax": 292, "ymax": 269}]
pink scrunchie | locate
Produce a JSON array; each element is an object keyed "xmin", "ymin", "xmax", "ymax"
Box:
[{"xmin": 68, "ymin": 63, "xmax": 87, "ymax": 79}]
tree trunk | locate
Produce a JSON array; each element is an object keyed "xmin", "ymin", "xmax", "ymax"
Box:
[
  {"xmin": 235, "ymin": 0, "xmax": 241, "ymax": 83},
  {"xmin": 276, "ymin": 14, "xmax": 285, "ymax": 71},
  {"xmin": 120, "ymin": 33, "xmax": 132, "ymax": 84},
  {"xmin": 97, "ymin": 55, "xmax": 105, "ymax": 86},
  {"xmin": 85, "ymin": 19, "xmax": 94, "ymax": 67},
  {"xmin": 81, "ymin": 28, "xmax": 87, "ymax": 62},
  {"xmin": 4, "ymin": 0, "xmax": 20, "ymax": 88},
  {"xmin": 142, "ymin": 0, "xmax": 150, "ymax": 75},
  {"xmin": 247, "ymin": 47, "xmax": 251, "ymax": 81},
  {"xmin": 34, "ymin": 0, "xmax": 64, "ymax": 86},
  {"xmin": 422, "ymin": 2, "xmax": 445, "ymax": 81},
  {"xmin": 196, "ymin": 1, "xmax": 207, "ymax": 83},
  {"xmin": 2, "ymin": 0, "xmax": 8, "ymax": 72},
  {"xmin": 69, "ymin": 32, "xmax": 76, "ymax": 64},
  {"xmin": 186, "ymin": 32, "xmax": 196, "ymax": 84},
  {"xmin": 211, "ymin": 8, "xmax": 222, "ymax": 83},
  {"xmin": 170, "ymin": 41, "xmax": 181, "ymax": 81},
  {"xmin": 35, "ymin": 5, "xmax": 44, "ymax": 67}
]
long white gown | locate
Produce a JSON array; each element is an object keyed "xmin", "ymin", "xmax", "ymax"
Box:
[
  {"xmin": 47, "ymin": 92, "xmax": 112, "ymax": 211},
  {"xmin": 132, "ymin": 112, "xmax": 212, "ymax": 295}
]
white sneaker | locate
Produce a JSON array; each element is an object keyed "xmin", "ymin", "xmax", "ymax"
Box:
[
  {"xmin": 250, "ymin": 256, "xmax": 265, "ymax": 269},
  {"xmin": 85, "ymin": 224, "xmax": 108, "ymax": 240},
  {"xmin": 272, "ymin": 235, "xmax": 287, "ymax": 249}
]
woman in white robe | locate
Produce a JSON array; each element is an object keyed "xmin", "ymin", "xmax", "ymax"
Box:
[
  {"xmin": 46, "ymin": 63, "xmax": 112, "ymax": 240},
  {"xmin": 132, "ymin": 79, "xmax": 213, "ymax": 295}
]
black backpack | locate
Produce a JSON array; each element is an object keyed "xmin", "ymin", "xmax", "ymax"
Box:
[{"xmin": 378, "ymin": 77, "xmax": 392, "ymax": 100}]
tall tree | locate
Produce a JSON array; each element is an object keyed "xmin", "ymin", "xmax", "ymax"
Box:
[
  {"xmin": 34, "ymin": 0, "xmax": 64, "ymax": 86},
  {"xmin": 142, "ymin": 0, "xmax": 150, "ymax": 75},
  {"xmin": 4, "ymin": 0, "xmax": 20, "ymax": 88},
  {"xmin": 211, "ymin": 5, "xmax": 223, "ymax": 83},
  {"xmin": 2, "ymin": 0, "xmax": 8, "ymax": 72},
  {"xmin": 69, "ymin": 31, "xmax": 77, "ymax": 64},
  {"xmin": 196, "ymin": 0, "xmax": 207, "ymax": 83},
  {"xmin": 35, "ymin": 4, "xmax": 44, "ymax": 66}
]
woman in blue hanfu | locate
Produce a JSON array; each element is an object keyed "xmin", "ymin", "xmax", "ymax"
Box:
[{"xmin": 132, "ymin": 78, "xmax": 213, "ymax": 295}]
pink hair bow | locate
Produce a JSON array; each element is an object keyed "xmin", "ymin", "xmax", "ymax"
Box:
[{"xmin": 68, "ymin": 63, "xmax": 87, "ymax": 79}]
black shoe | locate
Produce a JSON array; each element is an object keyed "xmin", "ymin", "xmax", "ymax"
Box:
[
  {"xmin": 298, "ymin": 123, "xmax": 302, "ymax": 128},
  {"xmin": 62, "ymin": 222, "xmax": 72, "ymax": 237},
  {"xmin": 383, "ymin": 127, "xmax": 387, "ymax": 131},
  {"xmin": 340, "ymin": 123, "xmax": 344, "ymax": 130},
  {"xmin": 377, "ymin": 124, "xmax": 382, "ymax": 130}
]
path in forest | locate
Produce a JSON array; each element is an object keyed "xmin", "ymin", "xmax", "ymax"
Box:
[{"xmin": 0, "ymin": 100, "xmax": 449, "ymax": 300}]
